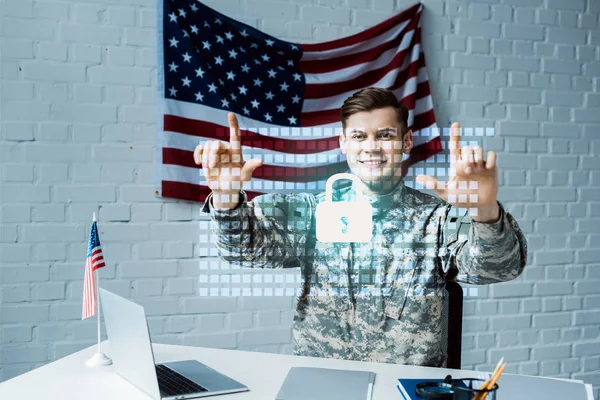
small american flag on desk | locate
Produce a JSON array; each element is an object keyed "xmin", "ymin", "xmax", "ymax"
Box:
[
  {"xmin": 82, "ymin": 218, "xmax": 106, "ymax": 320},
  {"xmin": 157, "ymin": 0, "xmax": 441, "ymax": 202}
]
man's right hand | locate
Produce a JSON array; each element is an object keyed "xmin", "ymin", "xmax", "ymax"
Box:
[{"xmin": 193, "ymin": 112, "xmax": 263, "ymax": 209}]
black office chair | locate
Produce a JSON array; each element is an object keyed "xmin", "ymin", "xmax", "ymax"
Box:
[{"xmin": 444, "ymin": 281, "xmax": 463, "ymax": 369}]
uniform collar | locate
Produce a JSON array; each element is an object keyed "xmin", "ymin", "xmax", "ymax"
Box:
[{"xmin": 342, "ymin": 178, "xmax": 405, "ymax": 209}]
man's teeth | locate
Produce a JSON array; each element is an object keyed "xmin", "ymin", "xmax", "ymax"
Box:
[{"xmin": 362, "ymin": 161, "xmax": 385, "ymax": 165}]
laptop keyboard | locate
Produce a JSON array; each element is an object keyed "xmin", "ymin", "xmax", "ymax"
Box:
[{"xmin": 156, "ymin": 364, "xmax": 209, "ymax": 396}]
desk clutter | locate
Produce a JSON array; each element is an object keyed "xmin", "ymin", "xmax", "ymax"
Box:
[
  {"xmin": 274, "ymin": 360, "xmax": 590, "ymax": 400},
  {"xmin": 397, "ymin": 377, "xmax": 494, "ymax": 400},
  {"xmin": 398, "ymin": 358, "xmax": 506, "ymax": 399},
  {"xmin": 397, "ymin": 372, "xmax": 590, "ymax": 399},
  {"xmin": 275, "ymin": 367, "xmax": 375, "ymax": 400}
]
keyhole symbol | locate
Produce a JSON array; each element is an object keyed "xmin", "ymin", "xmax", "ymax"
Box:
[{"xmin": 341, "ymin": 216, "xmax": 349, "ymax": 234}]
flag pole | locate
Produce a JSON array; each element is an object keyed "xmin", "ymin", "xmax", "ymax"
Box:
[
  {"xmin": 86, "ymin": 212, "xmax": 112, "ymax": 368},
  {"xmin": 94, "ymin": 212, "xmax": 101, "ymax": 354}
]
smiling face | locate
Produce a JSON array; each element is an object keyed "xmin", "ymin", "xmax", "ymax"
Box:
[{"xmin": 339, "ymin": 107, "xmax": 413, "ymax": 195}]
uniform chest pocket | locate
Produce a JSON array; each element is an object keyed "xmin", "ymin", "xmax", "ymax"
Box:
[
  {"xmin": 383, "ymin": 261, "xmax": 420, "ymax": 320},
  {"xmin": 385, "ymin": 265, "xmax": 445, "ymax": 332}
]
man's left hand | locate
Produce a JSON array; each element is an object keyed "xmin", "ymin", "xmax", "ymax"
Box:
[{"xmin": 415, "ymin": 122, "xmax": 500, "ymax": 223}]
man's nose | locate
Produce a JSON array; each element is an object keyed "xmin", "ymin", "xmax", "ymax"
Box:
[{"xmin": 362, "ymin": 138, "xmax": 382, "ymax": 152}]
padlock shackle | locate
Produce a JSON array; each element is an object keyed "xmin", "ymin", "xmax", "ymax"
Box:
[{"xmin": 325, "ymin": 173, "xmax": 367, "ymax": 202}]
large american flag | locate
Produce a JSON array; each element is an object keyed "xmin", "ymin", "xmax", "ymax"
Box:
[
  {"xmin": 156, "ymin": 0, "xmax": 441, "ymax": 202},
  {"xmin": 82, "ymin": 221, "xmax": 106, "ymax": 320}
]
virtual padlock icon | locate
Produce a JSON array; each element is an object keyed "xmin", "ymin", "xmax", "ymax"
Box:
[{"xmin": 315, "ymin": 173, "xmax": 373, "ymax": 243}]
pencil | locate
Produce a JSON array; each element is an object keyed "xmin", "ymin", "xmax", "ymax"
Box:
[
  {"xmin": 473, "ymin": 358, "xmax": 504, "ymax": 400},
  {"xmin": 479, "ymin": 362, "xmax": 505, "ymax": 400}
]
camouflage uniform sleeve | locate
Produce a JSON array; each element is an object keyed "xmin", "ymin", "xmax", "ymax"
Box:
[
  {"xmin": 200, "ymin": 190, "xmax": 314, "ymax": 269},
  {"xmin": 441, "ymin": 201, "xmax": 528, "ymax": 284}
]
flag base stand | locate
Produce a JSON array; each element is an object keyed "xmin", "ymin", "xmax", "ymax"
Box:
[{"xmin": 86, "ymin": 352, "xmax": 113, "ymax": 367}]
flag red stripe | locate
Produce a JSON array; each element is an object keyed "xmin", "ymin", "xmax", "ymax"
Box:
[
  {"xmin": 401, "ymin": 135, "xmax": 443, "ymax": 176},
  {"xmin": 163, "ymin": 147, "xmax": 349, "ymax": 182},
  {"xmin": 92, "ymin": 261, "xmax": 106, "ymax": 271},
  {"xmin": 413, "ymin": 108, "xmax": 436, "ymax": 131},
  {"xmin": 92, "ymin": 248, "xmax": 102, "ymax": 256},
  {"xmin": 303, "ymin": 32, "xmax": 424, "ymax": 100},
  {"xmin": 162, "ymin": 181, "xmax": 268, "ymax": 203},
  {"xmin": 299, "ymin": 3, "xmax": 420, "ymax": 52},
  {"xmin": 163, "ymin": 147, "xmax": 206, "ymax": 169},
  {"xmin": 299, "ymin": 18, "xmax": 419, "ymax": 74},
  {"xmin": 163, "ymin": 116, "xmax": 339, "ymax": 152}
]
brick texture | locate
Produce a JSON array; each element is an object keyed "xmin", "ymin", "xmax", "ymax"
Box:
[{"xmin": 0, "ymin": 1, "xmax": 598, "ymax": 397}]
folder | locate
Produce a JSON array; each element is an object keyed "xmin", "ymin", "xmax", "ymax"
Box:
[
  {"xmin": 275, "ymin": 367, "xmax": 375, "ymax": 400},
  {"xmin": 494, "ymin": 373, "xmax": 589, "ymax": 400}
]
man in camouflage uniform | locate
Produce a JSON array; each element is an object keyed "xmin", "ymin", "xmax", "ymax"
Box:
[{"xmin": 195, "ymin": 87, "xmax": 528, "ymax": 368}]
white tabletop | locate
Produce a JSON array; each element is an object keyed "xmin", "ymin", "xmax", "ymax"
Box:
[{"xmin": 0, "ymin": 342, "xmax": 594, "ymax": 400}]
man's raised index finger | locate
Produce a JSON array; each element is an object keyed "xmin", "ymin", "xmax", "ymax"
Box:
[
  {"xmin": 228, "ymin": 112, "xmax": 241, "ymax": 150},
  {"xmin": 449, "ymin": 122, "xmax": 461, "ymax": 160}
]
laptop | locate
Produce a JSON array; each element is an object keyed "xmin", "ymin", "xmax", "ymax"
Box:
[{"xmin": 99, "ymin": 288, "xmax": 249, "ymax": 399}]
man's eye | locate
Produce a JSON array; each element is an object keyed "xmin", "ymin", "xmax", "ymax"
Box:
[
  {"xmin": 352, "ymin": 134, "xmax": 364, "ymax": 139},
  {"xmin": 379, "ymin": 132, "xmax": 394, "ymax": 139}
]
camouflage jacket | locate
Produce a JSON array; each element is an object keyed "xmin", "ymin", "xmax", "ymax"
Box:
[{"xmin": 201, "ymin": 179, "xmax": 528, "ymax": 367}]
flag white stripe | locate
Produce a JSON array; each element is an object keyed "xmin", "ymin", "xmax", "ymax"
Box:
[
  {"xmin": 303, "ymin": 29, "xmax": 417, "ymax": 85},
  {"xmin": 414, "ymin": 96, "xmax": 434, "ymax": 118},
  {"xmin": 87, "ymin": 262, "xmax": 94, "ymax": 317},
  {"xmin": 301, "ymin": 18, "xmax": 412, "ymax": 60},
  {"xmin": 82, "ymin": 258, "xmax": 96, "ymax": 319},
  {"xmin": 302, "ymin": 47, "xmax": 423, "ymax": 112}
]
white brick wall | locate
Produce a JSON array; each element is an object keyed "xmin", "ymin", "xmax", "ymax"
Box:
[{"xmin": 1, "ymin": 0, "xmax": 599, "ymax": 395}]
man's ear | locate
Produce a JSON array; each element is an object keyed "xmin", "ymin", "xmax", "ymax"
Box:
[
  {"xmin": 339, "ymin": 130, "xmax": 347, "ymax": 155},
  {"xmin": 403, "ymin": 129, "xmax": 413, "ymax": 154}
]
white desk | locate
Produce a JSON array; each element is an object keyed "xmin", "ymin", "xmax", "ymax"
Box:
[{"xmin": 0, "ymin": 342, "xmax": 594, "ymax": 399}]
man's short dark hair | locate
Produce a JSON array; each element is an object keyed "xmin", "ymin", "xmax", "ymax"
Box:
[{"xmin": 340, "ymin": 87, "xmax": 409, "ymax": 135}]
